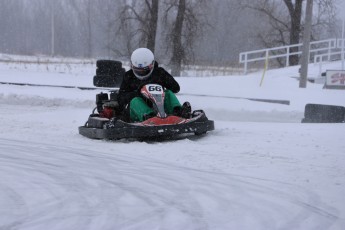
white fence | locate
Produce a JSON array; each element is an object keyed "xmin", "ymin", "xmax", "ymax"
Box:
[
  {"xmin": 314, "ymin": 39, "xmax": 345, "ymax": 76},
  {"xmin": 239, "ymin": 38, "xmax": 345, "ymax": 74}
]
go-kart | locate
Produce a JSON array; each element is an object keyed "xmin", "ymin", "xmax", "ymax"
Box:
[{"xmin": 79, "ymin": 83, "xmax": 214, "ymax": 140}]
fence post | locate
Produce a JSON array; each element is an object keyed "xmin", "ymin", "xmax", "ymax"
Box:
[
  {"xmin": 244, "ymin": 53, "xmax": 248, "ymax": 74},
  {"xmin": 286, "ymin": 47, "xmax": 290, "ymax": 67},
  {"xmin": 260, "ymin": 52, "xmax": 269, "ymax": 87},
  {"xmin": 328, "ymin": 40, "xmax": 331, "ymax": 61},
  {"xmin": 318, "ymin": 56, "xmax": 322, "ymax": 77},
  {"xmin": 265, "ymin": 50, "xmax": 269, "ymax": 70},
  {"xmin": 341, "ymin": 18, "xmax": 345, "ymax": 70}
]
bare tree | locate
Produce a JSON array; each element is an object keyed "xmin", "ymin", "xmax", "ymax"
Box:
[
  {"xmin": 117, "ymin": 0, "xmax": 159, "ymax": 54},
  {"xmin": 85, "ymin": 0, "xmax": 92, "ymax": 58},
  {"xmin": 170, "ymin": 0, "xmax": 186, "ymax": 76},
  {"xmin": 285, "ymin": 0, "xmax": 303, "ymax": 65},
  {"xmin": 69, "ymin": 0, "xmax": 94, "ymax": 58},
  {"xmin": 163, "ymin": 0, "xmax": 208, "ymax": 76},
  {"xmin": 147, "ymin": 0, "xmax": 159, "ymax": 52},
  {"xmin": 239, "ymin": 0, "xmax": 337, "ymax": 66},
  {"xmin": 0, "ymin": 0, "xmax": 339, "ymax": 70},
  {"xmin": 93, "ymin": 0, "xmax": 119, "ymax": 58},
  {"xmin": 312, "ymin": 0, "xmax": 337, "ymax": 38}
]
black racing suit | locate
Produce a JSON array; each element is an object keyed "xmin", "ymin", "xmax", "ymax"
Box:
[{"xmin": 117, "ymin": 64, "xmax": 180, "ymax": 119}]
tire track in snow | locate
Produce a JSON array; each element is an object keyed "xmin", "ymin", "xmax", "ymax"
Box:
[
  {"xmin": 0, "ymin": 138, "xmax": 340, "ymax": 230},
  {"xmin": 0, "ymin": 93, "xmax": 94, "ymax": 108}
]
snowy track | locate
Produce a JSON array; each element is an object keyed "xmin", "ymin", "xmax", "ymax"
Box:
[
  {"xmin": 0, "ymin": 137, "xmax": 342, "ymax": 230},
  {"xmin": 0, "ymin": 61, "xmax": 345, "ymax": 229}
]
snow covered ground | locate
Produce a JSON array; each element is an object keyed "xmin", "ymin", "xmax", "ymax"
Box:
[{"xmin": 0, "ymin": 57, "xmax": 344, "ymax": 230}]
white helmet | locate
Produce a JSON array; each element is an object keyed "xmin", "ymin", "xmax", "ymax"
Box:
[{"xmin": 130, "ymin": 48, "xmax": 155, "ymax": 80}]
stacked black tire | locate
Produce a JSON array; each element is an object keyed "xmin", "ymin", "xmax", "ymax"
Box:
[{"xmin": 93, "ymin": 60, "xmax": 125, "ymax": 88}]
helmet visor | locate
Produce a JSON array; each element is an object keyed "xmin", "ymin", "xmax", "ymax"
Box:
[{"xmin": 132, "ymin": 62, "xmax": 154, "ymax": 79}]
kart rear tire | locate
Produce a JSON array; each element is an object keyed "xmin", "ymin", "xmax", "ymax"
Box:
[
  {"xmin": 96, "ymin": 60, "xmax": 122, "ymax": 69},
  {"xmin": 96, "ymin": 67, "xmax": 123, "ymax": 75},
  {"xmin": 93, "ymin": 69, "xmax": 125, "ymax": 87},
  {"xmin": 96, "ymin": 60, "xmax": 123, "ymax": 75}
]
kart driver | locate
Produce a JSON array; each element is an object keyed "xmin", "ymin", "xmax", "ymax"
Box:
[{"xmin": 118, "ymin": 47, "xmax": 191, "ymax": 122}]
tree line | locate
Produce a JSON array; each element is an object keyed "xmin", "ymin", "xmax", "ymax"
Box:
[{"xmin": 0, "ymin": 0, "xmax": 341, "ymax": 75}]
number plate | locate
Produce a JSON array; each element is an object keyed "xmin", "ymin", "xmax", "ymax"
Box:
[{"xmin": 145, "ymin": 84, "xmax": 163, "ymax": 95}]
